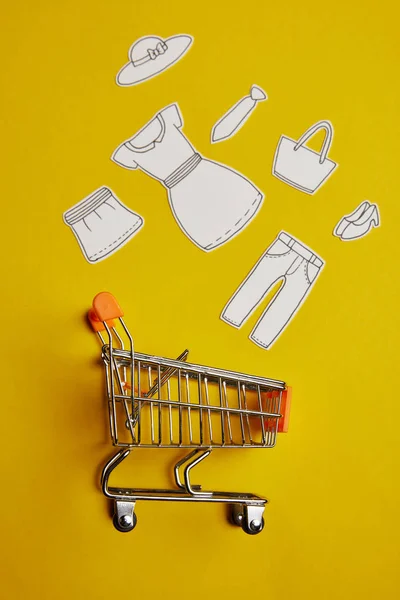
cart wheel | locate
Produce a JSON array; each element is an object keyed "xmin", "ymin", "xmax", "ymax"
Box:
[
  {"xmin": 113, "ymin": 511, "xmax": 137, "ymax": 533},
  {"xmin": 229, "ymin": 505, "xmax": 244, "ymax": 527},
  {"xmin": 242, "ymin": 517, "xmax": 265, "ymax": 535}
]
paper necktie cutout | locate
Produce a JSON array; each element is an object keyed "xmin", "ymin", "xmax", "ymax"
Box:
[{"xmin": 211, "ymin": 85, "xmax": 267, "ymax": 143}]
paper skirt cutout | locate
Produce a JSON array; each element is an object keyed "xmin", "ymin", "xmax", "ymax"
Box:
[{"xmin": 63, "ymin": 187, "xmax": 143, "ymax": 263}]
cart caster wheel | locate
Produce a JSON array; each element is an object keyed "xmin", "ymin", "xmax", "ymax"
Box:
[
  {"xmin": 229, "ymin": 505, "xmax": 244, "ymax": 527},
  {"xmin": 242, "ymin": 517, "xmax": 265, "ymax": 535},
  {"xmin": 113, "ymin": 511, "xmax": 137, "ymax": 533}
]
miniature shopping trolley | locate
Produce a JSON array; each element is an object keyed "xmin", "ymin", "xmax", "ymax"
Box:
[{"xmin": 88, "ymin": 292, "xmax": 291, "ymax": 535}]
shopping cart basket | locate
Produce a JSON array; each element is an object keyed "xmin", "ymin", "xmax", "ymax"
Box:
[{"xmin": 88, "ymin": 292, "xmax": 291, "ymax": 535}]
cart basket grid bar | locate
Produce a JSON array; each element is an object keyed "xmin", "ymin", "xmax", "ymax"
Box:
[{"xmin": 102, "ymin": 347, "xmax": 286, "ymax": 390}]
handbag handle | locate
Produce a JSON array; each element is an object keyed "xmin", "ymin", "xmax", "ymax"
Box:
[{"xmin": 294, "ymin": 120, "xmax": 333, "ymax": 164}]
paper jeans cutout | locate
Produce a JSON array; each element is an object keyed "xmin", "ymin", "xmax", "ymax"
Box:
[
  {"xmin": 221, "ymin": 231, "xmax": 324, "ymax": 349},
  {"xmin": 273, "ymin": 120, "xmax": 338, "ymax": 194},
  {"xmin": 112, "ymin": 103, "xmax": 263, "ymax": 251},
  {"xmin": 63, "ymin": 186, "xmax": 144, "ymax": 263}
]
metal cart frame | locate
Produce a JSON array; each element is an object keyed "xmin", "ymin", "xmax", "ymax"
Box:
[{"xmin": 88, "ymin": 293, "xmax": 291, "ymax": 535}]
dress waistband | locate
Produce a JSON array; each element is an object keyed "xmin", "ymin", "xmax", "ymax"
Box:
[
  {"xmin": 279, "ymin": 231, "xmax": 323, "ymax": 267},
  {"xmin": 164, "ymin": 153, "xmax": 202, "ymax": 189}
]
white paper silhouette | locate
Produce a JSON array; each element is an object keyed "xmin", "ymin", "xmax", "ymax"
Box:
[
  {"xmin": 273, "ymin": 120, "xmax": 338, "ymax": 194},
  {"xmin": 211, "ymin": 85, "xmax": 267, "ymax": 143},
  {"xmin": 334, "ymin": 201, "xmax": 380, "ymax": 241},
  {"xmin": 63, "ymin": 186, "xmax": 144, "ymax": 263},
  {"xmin": 116, "ymin": 35, "xmax": 193, "ymax": 87},
  {"xmin": 111, "ymin": 103, "xmax": 264, "ymax": 252},
  {"xmin": 221, "ymin": 231, "xmax": 324, "ymax": 349}
]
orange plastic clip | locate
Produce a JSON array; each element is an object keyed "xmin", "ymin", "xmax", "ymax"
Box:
[
  {"xmin": 262, "ymin": 387, "xmax": 292, "ymax": 433},
  {"xmin": 92, "ymin": 292, "xmax": 124, "ymax": 322},
  {"xmin": 277, "ymin": 386, "xmax": 292, "ymax": 433},
  {"xmin": 121, "ymin": 382, "xmax": 147, "ymax": 396},
  {"xmin": 87, "ymin": 308, "xmax": 115, "ymax": 332}
]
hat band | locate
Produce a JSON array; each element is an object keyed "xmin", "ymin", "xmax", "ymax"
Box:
[
  {"xmin": 132, "ymin": 41, "xmax": 168, "ymax": 67},
  {"xmin": 164, "ymin": 153, "xmax": 202, "ymax": 189}
]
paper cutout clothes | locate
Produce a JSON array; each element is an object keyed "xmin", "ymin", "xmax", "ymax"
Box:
[
  {"xmin": 63, "ymin": 187, "xmax": 144, "ymax": 263},
  {"xmin": 333, "ymin": 201, "xmax": 380, "ymax": 241},
  {"xmin": 116, "ymin": 35, "xmax": 193, "ymax": 86},
  {"xmin": 112, "ymin": 103, "xmax": 264, "ymax": 251},
  {"xmin": 211, "ymin": 85, "xmax": 267, "ymax": 143},
  {"xmin": 221, "ymin": 231, "xmax": 324, "ymax": 349},
  {"xmin": 273, "ymin": 120, "xmax": 338, "ymax": 194}
]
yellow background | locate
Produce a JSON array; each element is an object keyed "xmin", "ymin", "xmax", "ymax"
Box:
[{"xmin": 2, "ymin": 1, "xmax": 399, "ymax": 598}]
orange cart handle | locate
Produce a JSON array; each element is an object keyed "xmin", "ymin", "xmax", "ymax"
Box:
[
  {"xmin": 87, "ymin": 308, "xmax": 116, "ymax": 332},
  {"xmin": 92, "ymin": 292, "xmax": 124, "ymax": 322}
]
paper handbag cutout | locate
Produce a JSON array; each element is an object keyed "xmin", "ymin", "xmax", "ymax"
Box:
[{"xmin": 273, "ymin": 120, "xmax": 338, "ymax": 194}]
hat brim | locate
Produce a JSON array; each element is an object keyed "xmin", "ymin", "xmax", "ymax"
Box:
[
  {"xmin": 116, "ymin": 35, "xmax": 193, "ymax": 86},
  {"xmin": 116, "ymin": 35, "xmax": 193, "ymax": 87}
]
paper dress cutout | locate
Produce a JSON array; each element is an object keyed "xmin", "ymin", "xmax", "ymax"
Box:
[
  {"xmin": 221, "ymin": 231, "xmax": 324, "ymax": 349},
  {"xmin": 116, "ymin": 35, "xmax": 193, "ymax": 86},
  {"xmin": 63, "ymin": 187, "xmax": 144, "ymax": 263},
  {"xmin": 211, "ymin": 85, "xmax": 267, "ymax": 143},
  {"xmin": 334, "ymin": 201, "xmax": 380, "ymax": 241},
  {"xmin": 112, "ymin": 103, "xmax": 264, "ymax": 252},
  {"xmin": 273, "ymin": 120, "xmax": 338, "ymax": 194}
]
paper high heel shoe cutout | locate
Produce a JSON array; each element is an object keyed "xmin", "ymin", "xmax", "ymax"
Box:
[
  {"xmin": 116, "ymin": 34, "xmax": 193, "ymax": 87},
  {"xmin": 63, "ymin": 186, "xmax": 144, "ymax": 263},
  {"xmin": 112, "ymin": 103, "xmax": 263, "ymax": 252},
  {"xmin": 273, "ymin": 120, "xmax": 338, "ymax": 194},
  {"xmin": 333, "ymin": 201, "xmax": 370, "ymax": 238},
  {"xmin": 211, "ymin": 85, "xmax": 268, "ymax": 143},
  {"xmin": 334, "ymin": 201, "xmax": 380, "ymax": 241}
]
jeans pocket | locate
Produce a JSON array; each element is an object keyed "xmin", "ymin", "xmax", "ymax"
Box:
[
  {"xmin": 267, "ymin": 239, "xmax": 292, "ymax": 257},
  {"xmin": 306, "ymin": 262, "xmax": 320, "ymax": 284}
]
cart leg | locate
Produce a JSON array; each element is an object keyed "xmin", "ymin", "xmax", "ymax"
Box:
[
  {"xmin": 101, "ymin": 448, "xmax": 131, "ymax": 498},
  {"xmin": 183, "ymin": 449, "xmax": 211, "ymax": 496},
  {"xmin": 113, "ymin": 500, "xmax": 137, "ymax": 533},
  {"xmin": 173, "ymin": 449, "xmax": 212, "ymax": 495},
  {"xmin": 173, "ymin": 449, "xmax": 202, "ymax": 490}
]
